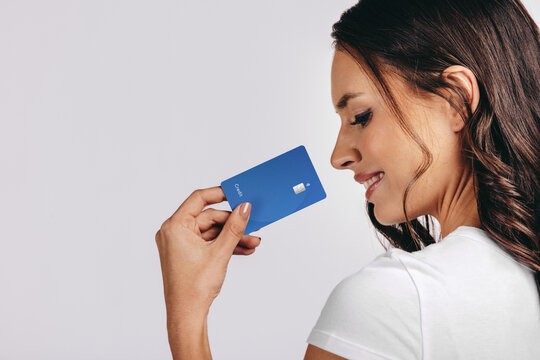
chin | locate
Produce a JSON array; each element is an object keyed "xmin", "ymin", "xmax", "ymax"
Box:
[{"xmin": 372, "ymin": 204, "xmax": 406, "ymax": 226}]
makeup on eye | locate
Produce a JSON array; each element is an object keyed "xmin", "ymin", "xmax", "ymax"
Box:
[{"xmin": 349, "ymin": 108, "xmax": 373, "ymax": 127}]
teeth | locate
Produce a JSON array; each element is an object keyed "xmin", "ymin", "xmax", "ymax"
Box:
[{"xmin": 362, "ymin": 172, "xmax": 384, "ymax": 190}]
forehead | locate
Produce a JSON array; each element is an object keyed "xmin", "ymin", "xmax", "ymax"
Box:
[{"xmin": 331, "ymin": 50, "xmax": 378, "ymax": 107}]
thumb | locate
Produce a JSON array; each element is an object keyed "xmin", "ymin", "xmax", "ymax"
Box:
[{"xmin": 217, "ymin": 202, "xmax": 251, "ymax": 254}]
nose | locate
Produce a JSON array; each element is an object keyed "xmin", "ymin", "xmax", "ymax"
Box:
[{"xmin": 330, "ymin": 141, "xmax": 360, "ymax": 171}]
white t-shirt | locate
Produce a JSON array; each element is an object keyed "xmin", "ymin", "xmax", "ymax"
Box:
[{"xmin": 306, "ymin": 225, "xmax": 540, "ymax": 360}]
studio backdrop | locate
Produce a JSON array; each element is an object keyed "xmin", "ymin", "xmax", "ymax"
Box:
[{"xmin": 1, "ymin": 0, "xmax": 538, "ymax": 359}]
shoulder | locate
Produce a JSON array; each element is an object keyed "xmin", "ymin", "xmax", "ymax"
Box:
[
  {"xmin": 327, "ymin": 251, "xmax": 418, "ymax": 314},
  {"xmin": 307, "ymin": 250, "xmax": 422, "ymax": 360}
]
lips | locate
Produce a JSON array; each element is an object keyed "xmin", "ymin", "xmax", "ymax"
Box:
[
  {"xmin": 365, "ymin": 173, "xmax": 384, "ymax": 200},
  {"xmin": 354, "ymin": 171, "xmax": 384, "ymax": 184}
]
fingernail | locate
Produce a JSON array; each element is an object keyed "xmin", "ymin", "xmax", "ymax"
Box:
[{"xmin": 240, "ymin": 202, "xmax": 251, "ymax": 219}]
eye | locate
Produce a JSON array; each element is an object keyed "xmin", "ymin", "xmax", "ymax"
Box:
[{"xmin": 350, "ymin": 109, "xmax": 373, "ymax": 127}]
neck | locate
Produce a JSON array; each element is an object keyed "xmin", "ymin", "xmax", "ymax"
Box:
[{"xmin": 431, "ymin": 166, "xmax": 482, "ymax": 239}]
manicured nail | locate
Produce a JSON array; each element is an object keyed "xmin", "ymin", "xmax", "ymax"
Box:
[{"xmin": 240, "ymin": 202, "xmax": 251, "ymax": 219}]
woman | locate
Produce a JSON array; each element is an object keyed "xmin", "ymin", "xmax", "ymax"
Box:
[{"xmin": 155, "ymin": 0, "xmax": 540, "ymax": 358}]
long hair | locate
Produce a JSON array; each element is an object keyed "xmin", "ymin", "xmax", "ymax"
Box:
[{"xmin": 331, "ymin": 0, "xmax": 540, "ymax": 297}]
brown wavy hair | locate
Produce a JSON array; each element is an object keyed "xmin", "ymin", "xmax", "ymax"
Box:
[{"xmin": 331, "ymin": 0, "xmax": 540, "ymax": 297}]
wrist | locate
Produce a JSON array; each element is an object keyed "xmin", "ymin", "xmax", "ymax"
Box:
[
  {"xmin": 166, "ymin": 298, "xmax": 210, "ymax": 322},
  {"xmin": 167, "ymin": 309, "xmax": 211, "ymax": 360}
]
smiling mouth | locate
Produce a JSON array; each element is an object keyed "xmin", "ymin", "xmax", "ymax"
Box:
[
  {"xmin": 361, "ymin": 172, "xmax": 384, "ymax": 190},
  {"xmin": 364, "ymin": 172, "xmax": 384, "ymax": 200}
]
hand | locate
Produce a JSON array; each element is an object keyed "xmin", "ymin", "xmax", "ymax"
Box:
[{"xmin": 155, "ymin": 185, "xmax": 261, "ymax": 317}]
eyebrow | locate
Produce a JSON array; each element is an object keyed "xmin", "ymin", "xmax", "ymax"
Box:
[{"xmin": 335, "ymin": 92, "xmax": 365, "ymax": 113}]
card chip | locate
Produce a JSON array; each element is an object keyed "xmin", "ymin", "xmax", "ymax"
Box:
[{"xmin": 293, "ymin": 183, "xmax": 306, "ymax": 194}]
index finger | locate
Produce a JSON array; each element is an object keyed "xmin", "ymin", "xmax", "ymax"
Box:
[{"xmin": 171, "ymin": 185, "xmax": 227, "ymax": 220}]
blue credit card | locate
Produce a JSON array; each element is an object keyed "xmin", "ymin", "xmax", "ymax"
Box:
[{"xmin": 220, "ymin": 145, "xmax": 327, "ymax": 235}]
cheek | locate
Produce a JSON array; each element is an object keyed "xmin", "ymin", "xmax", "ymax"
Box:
[
  {"xmin": 363, "ymin": 129, "xmax": 391, "ymax": 164},
  {"xmin": 366, "ymin": 125, "xmax": 421, "ymax": 188},
  {"xmin": 365, "ymin": 125, "xmax": 421, "ymax": 223}
]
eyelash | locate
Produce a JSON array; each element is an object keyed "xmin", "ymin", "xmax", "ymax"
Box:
[{"xmin": 350, "ymin": 109, "xmax": 373, "ymax": 127}]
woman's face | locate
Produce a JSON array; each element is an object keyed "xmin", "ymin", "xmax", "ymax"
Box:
[{"xmin": 330, "ymin": 49, "xmax": 479, "ymax": 231}]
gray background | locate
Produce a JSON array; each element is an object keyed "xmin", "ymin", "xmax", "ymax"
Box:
[{"xmin": 1, "ymin": 1, "xmax": 538, "ymax": 359}]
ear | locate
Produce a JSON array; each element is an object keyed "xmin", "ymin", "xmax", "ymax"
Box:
[{"xmin": 440, "ymin": 65, "xmax": 480, "ymax": 132}]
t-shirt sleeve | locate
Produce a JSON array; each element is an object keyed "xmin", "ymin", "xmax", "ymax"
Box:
[{"xmin": 306, "ymin": 252, "xmax": 422, "ymax": 360}]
